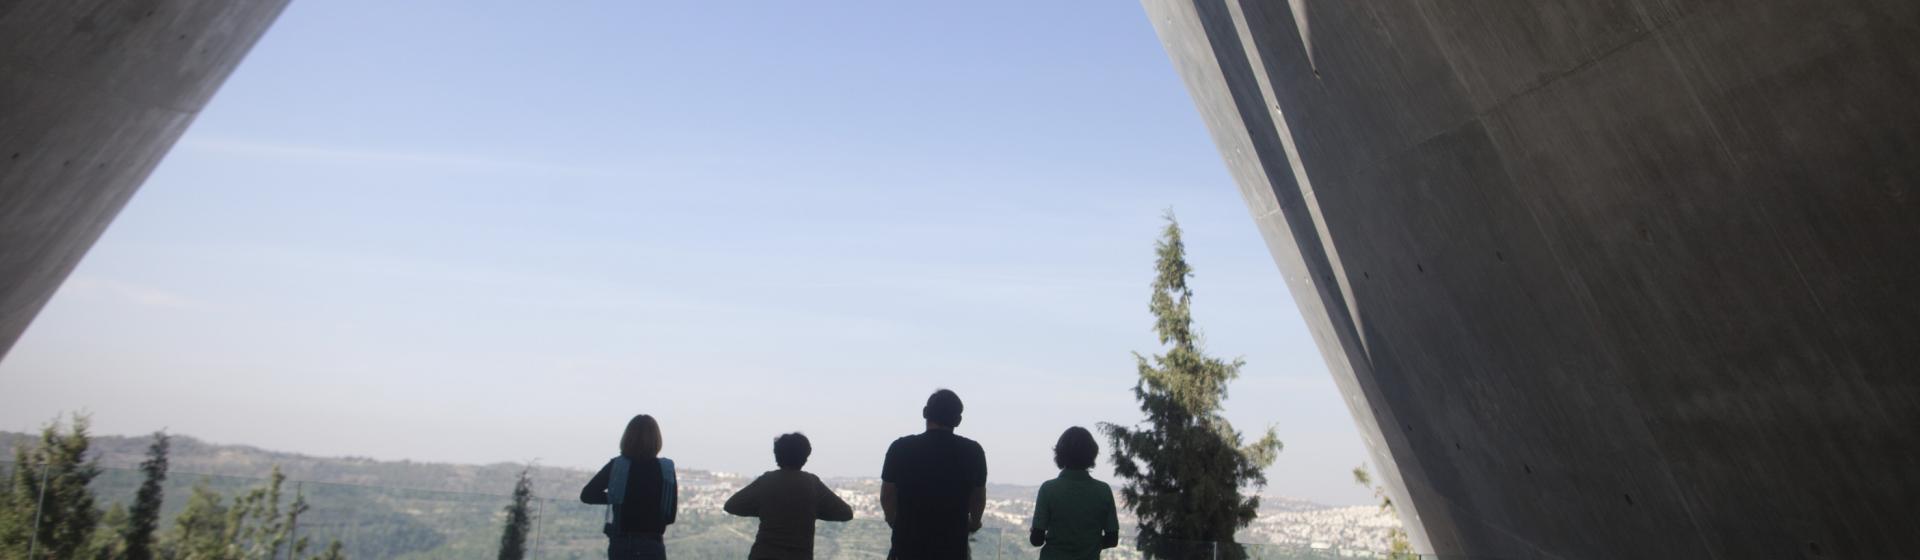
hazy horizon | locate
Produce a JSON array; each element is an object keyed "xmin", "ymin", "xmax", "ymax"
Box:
[{"xmin": 0, "ymin": 1, "xmax": 1375, "ymax": 505}]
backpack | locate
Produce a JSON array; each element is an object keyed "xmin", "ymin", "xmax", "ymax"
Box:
[{"xmin": 605, "ymin": 456, "xmax": 678, "ymax": 530}]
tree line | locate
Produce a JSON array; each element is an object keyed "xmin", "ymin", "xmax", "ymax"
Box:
[{"xmin": 0, "ymin": 415, "xmax": 345, "ymax": 560}]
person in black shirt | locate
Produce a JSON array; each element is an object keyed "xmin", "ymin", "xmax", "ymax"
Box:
[
  {"xmin": 881, "ymin": 389, "xmax": 988, "ymax": 560},
  {"xmin": 582, "ymin": 414, "xmax": 679, "ymax": 559}
]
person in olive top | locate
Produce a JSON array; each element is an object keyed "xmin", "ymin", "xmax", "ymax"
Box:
[
  {"xmin": 882, "ymin": 389, "xmax": 988, "ymax": 560},
  {"xmin": 724, "ymin": 432, "xmax": 856, "ymax": 560},
  {"xmin": 1028, "ymin": 427, "xmax": 1119, "ymax": 560},
  {"xmin": 582, "ymin": 414, "xmax": 680, "ymax": 560}
]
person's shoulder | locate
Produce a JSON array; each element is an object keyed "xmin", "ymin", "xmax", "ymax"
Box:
[{"xmin": 953, "ymin": 433, "xmax": 984, "ymax": 450}]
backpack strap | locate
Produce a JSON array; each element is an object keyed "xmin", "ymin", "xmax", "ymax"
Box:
[
  {"xmin": 609, "ymin": 456, "xmax": 632, "ymax": 505},
  {"xmin": 658, "ymin": 457, "xmax": 678, "ymax": 524},
  {"xmin": 605, "ymin": 457, "xmax": 630, "ymax": 528}
]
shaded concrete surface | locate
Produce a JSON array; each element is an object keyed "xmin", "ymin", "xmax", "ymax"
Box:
[
  {"xmin": 0, "ymin": 1, "xmax": 288, "ymax": 358},
  {"xmin": 1143, "ymin": 0, "xmax": 1920, "ymax": 557}
]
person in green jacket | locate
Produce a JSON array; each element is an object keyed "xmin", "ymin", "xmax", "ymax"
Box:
[{"xmin": 1029, "ymin": 426, "xmax": 1120, "ymax": 560}]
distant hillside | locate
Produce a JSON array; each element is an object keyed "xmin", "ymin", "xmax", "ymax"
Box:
[{"xmin": 1, "ymin": 431, "xmax": 597, "ymax": 500}]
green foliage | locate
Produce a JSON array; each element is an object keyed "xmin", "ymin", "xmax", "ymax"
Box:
[
  {"xmin": 1352, "ymin": 465, "xmax": 1412, "ymax": 559},
  {"xmin": 166, "ymin": 480, "xmax": 232, "ymax": 558},
  {"xmin": 125, "ymin": 431, "xmax": 169, "ymax": 560},
  {"xmin": 1102, "ymin": 213, "xmax": 1283, "ymax": 560},
  {"xmin": 283, "ymin": 484, "xmax": 312, "ymax": 559},
  {"xmin": 497, "ymin": 467, "xmax": 535, "ymax": 560},
  {"xmin": 161, "ymin": 467, "xmax": 311, "ymax": 560},
  {"xmin": 311, "ymin": 539, "xmax": 345, "ymax": 560},
  {"xmin": 230, "ymin": 467, "xmax": 290, "ymax": 558},
  {"xmin": 0, "ymin": 413, "xmax": 104, "ymax": 559},
  {"xmin": 88, "ymin": 503, "xmax": 129, "ymax": 559}
]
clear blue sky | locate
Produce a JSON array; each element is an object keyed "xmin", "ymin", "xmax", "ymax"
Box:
[{"xmin": 0, "ymin": 1, "xmax": 1373, "ymax": 505}]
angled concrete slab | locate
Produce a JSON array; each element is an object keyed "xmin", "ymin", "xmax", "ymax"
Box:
[
  {"xmin": 1143, "ymin": 0, "xmax": 1920, "ymax": 556},
  {"xmin": 0, "ymin": 1, "xmax": 290, "ymax": 358}
]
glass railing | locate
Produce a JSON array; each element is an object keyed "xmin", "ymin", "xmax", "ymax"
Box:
[{"xmin": 0, "ymin": 461, "xmax": 1420, "ymax": 559}]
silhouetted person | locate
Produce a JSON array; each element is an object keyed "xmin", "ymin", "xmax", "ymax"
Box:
[
  {"xmin": 881, "ymin": 389, "xmax": 987, "ymax": 560},
  {"xmin": 582, "ymin": 414, "xmax": 679, "ymax": 560},
  {"xmin": 1027, "ymin": 427, "xmax": 1119, "ymax": 560},
  {"xmin": 724, "ymin": 432, "xmax": 856, "ymax": 560}
]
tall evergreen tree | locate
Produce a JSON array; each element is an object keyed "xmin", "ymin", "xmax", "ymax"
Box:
[
  {"xmin": 1, "ymin": 414, "xmax": 104, "ymax": 559},
  {"xmin": 1101, "ymin": 213, "xmax": 1283, "ymax": 560},
  {"xmin": 124, "ymin": 432, "xmax": 170, "ymax": 560},
  {"xmin": 496, "ymin": 467, "xmax": 535, "ymax": 560}
]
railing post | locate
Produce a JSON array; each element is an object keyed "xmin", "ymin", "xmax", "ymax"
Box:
[
  {"xmin": 28, "ymin": 462, "xmax": 50, "ymax": 559},
  {"xmin": 285, "ymin": 481, "xmax": 302, "ymax": 560},
  {"xmin": 530, "ymin": 495, "xmax": 547, "ymax": 560}
]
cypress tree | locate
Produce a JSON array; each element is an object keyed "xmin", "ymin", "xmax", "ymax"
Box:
[
  {"xmin": 124, "ymin": 432, "xmax": 170, "ymax": 560},
  {"xmin": 1102, "ymin": 212, "xmax": 1283, "ymax": 560},
  {"xmin": 497, "ymin": 468, "xmax": 534, "ymax": 560}
]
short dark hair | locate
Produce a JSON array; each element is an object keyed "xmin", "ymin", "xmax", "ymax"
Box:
[
  {"xmin": 620, "ymin": 414, "xmax": 662, "ymax": 458},
  {"xmin": 1054, "ymin": 426, "xmax": 1098, "ymax": 470},
  {"xmin": 774, "ymin": 432, "xmax": 811, "ymax": 470},
  {"xmin": 923, "ymin": 389, "xmax": 964, "ymax": 428}
]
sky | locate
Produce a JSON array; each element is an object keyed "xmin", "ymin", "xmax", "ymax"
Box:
[{"xmin": 0, "ymin": 1, "xmax": 1375, "ymax": 505}]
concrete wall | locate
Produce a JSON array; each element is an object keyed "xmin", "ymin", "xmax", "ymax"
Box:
[
  {"xmin": 0, "ymin": 1, "xmax": 288, "ymax": 358},
  {"xmin": 1142, "ymin": 0, "xmax": 1920, "ymax": 557}
]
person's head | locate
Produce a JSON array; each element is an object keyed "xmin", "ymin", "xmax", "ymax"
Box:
[
  {"xmin": 773, "ymin": 432, "xmax": 811, "ymax": 471},
  {"xmin": 619, "ymin": 414, "xmax": 663, "ymax": 458},
  {"xmin": 1054, "ymin": 426, "xmax": 1098, "ymax": 471},
  {"xmin": 922, "ymin": 389, "xmax": 964, "ymax": 429}
]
